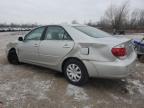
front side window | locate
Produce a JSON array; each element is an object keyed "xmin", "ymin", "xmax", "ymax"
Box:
[
  {"xmin": 24, "ymin": 27, "xmax": 45, "ymax": 41},
  {"xmin": 73, "ymin": 26, "xmax": 111, "ymax": 38},
  {"xmin": 45, "ymin": 26, "xmax": 72, "ymax": 40}
]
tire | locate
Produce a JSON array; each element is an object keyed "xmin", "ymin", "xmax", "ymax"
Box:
[
  {"xmin": 137, "ymin": 54, "xmax": 141, "ymax": 59},
  {"xmin": 138, "ymin": 55, "xmax": 144, "ymax": 63},
  {"xmin": 63, "ymin": 59, "xmax": 89, "ymax": 86},
  {"xmin": 7, "ymin": 49, "xmax": 20, "ymax": 65}
]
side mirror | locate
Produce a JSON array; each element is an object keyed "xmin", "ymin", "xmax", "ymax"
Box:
[{"xmin": 18, "ymin": 37, "xmax": 23, "ymax": 41}]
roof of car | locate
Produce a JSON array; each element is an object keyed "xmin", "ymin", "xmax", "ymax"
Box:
[
  {"xmin": 41, "ymin": 24, "xmax": 86, "ymax": 27},
  {"xmin": 33, "ymin": 24, "xmax": 87, "ymax": 30},
  {"xmin": 61, "ymin": 24, "xmax": 87, "ymax": 27}
]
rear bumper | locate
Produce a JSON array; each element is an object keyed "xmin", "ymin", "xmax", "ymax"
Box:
[{"xmin": 83, "ymin": 53, "xmax": 137, "ymax": 78}]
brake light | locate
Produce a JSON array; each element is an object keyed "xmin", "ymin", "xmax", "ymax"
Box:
[{"xmin": 111, "ymin": 48, "xmax": 126, "ymax": 57}]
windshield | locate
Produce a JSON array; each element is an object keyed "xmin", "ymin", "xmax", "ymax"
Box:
[{"xmin": 73, "ymin": 26, "xmax": 111, "ymax": 38}]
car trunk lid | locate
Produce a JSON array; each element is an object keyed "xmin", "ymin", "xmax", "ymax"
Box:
[
  {"xmin": 93, "ymin": 36, "xmax": 134, "ymax": 58},
  {"xmin": 78, "ymin": 36, "xmax": 134, "ymax": 61}
]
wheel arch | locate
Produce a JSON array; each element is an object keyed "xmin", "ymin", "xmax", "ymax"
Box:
[
  {"xmin": 9, "ymin": 47, "xmax": 16, "ymax": 52},
  {"xmin": 8, "ymin": 47, "xmax": 17, "ymax": 54},
  {"xmin": 7, "ymin": 47, "xmax": 18, "ymax": 57}
]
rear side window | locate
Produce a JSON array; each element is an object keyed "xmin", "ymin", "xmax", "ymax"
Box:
[
  {"xmin": 45, "ymin": 26, "xmax": 72, "ymax": 40},
  {"xmin": 73, "ymin": 26, "xmax": 111, "ymax": 38}
]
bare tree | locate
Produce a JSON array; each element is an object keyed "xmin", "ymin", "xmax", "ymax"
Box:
[
  {"xmin": 101, "ymin": 1, "xmax": 129, "ymax": 30},
  {"xmin": 94, "ymin": 1, "xmax": 144, "ymax": 33},
  {"xmin": 130, "ymin": 9, "xmax": 140, "ymax": 29},
  {"xmin": 129, "ymin": 9, "xmax": 144, "ymax": 29},
  {"xmin": 139, "ymin": 9, "xmax": 144, "ymax": 27}
]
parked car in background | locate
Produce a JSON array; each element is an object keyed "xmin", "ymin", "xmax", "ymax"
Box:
[
  {"xmin": 0, "ymin": 28, "xmax": 4, "ymax": 32},
  {"xmin": 6, "ymin": 24, "xmax": 137, "ymax": 86},
  {"xmin": 132, "ymin": 38, "xmax": 144, "ymax": 63}
]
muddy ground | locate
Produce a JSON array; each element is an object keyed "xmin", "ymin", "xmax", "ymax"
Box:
[{"xmin": 0, "ymin": 32, "xmax": 144, "ymax": 108}]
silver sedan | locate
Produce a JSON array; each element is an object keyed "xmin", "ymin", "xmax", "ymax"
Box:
[{"xmin": 6, "ymin": 24, "xmax": 137, "ymax": 86}]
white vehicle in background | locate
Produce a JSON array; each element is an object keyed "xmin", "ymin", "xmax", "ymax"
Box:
[{"xmin": 6, "ymin": 24, "xmax": 136, "ymax": 86}]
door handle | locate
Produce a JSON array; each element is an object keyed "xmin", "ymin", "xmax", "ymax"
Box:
[
  {"xmin": 34, "ymin": 44, "xmax": 39, "ymax": 47},
  {"xmin": 63, "ymin": 44, "xmax": 70, "ymax": 48}
]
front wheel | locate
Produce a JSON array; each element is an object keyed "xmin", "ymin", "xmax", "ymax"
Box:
[
  {"xmin": 7, "ymin": 49, "xmax": 20, "ymax": 65},
  {"xmin": 63, "ymin": 59, "xmax": 89, "ymax": 86}
]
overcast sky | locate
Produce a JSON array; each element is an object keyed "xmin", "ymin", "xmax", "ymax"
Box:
[{"xmin": 0, "ymin": 0, "xmax": 143, "ymax": 24}]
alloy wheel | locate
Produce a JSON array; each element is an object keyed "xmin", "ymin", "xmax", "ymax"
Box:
[{"xmin": 66, "ymin": 64, "xmax": 82, "ymax": 82}]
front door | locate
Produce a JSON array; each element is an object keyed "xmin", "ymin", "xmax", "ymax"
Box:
[{"xmin": 18, "ymin": 26, "xmax": 45, "ymax": 63}]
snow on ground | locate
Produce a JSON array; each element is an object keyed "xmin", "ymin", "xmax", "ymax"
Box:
[
  {"xmin": 83, "ymin": 105, "xmax": 92, "ymax": 108},
  {"xmin": 0, "ymin": 79, "xmax": 54, "ymax": 106},
  {"xmin": 66, "ymin": 84, "xmax": 89, "ymax": 101},
  {"xmin": 126, "ymin": 79, "xmax": 144, "ymax": 95},
  {"xmin": 120, "ymin": 33, "xmax": 144, "ymax": 39}
]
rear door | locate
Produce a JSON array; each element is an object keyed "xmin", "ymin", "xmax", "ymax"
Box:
[{"xmin": 39, "ymin": 26, "xmax": 74, "ymax": 66}]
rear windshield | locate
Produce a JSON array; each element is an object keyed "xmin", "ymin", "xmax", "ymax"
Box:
[{"xmin": 73, "ymin": 26, "xmax": 111, "ymax": 38}]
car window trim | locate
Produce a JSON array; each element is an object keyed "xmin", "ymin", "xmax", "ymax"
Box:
[{"xmin": 43, "ymin": 25, "xmax": 73, "ymax": 41}]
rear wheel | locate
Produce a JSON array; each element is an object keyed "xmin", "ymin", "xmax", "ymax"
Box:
[
  {"xmin": 7, "ymin": 49, "xmax": 20, "ymax": 65},
  {"xmin": 63, "ymin": 59, "xmax": 89, "ymax": 86}
]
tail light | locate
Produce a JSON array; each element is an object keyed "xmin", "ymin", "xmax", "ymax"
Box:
[{"xmin": 111, "ymin": 47, "xmax": 126, "ymax": 57}]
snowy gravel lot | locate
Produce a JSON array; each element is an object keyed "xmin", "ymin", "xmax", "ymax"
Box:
[{"xmin": 0, "ymin": 32, "xmax": 144, "ymax": 108}]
